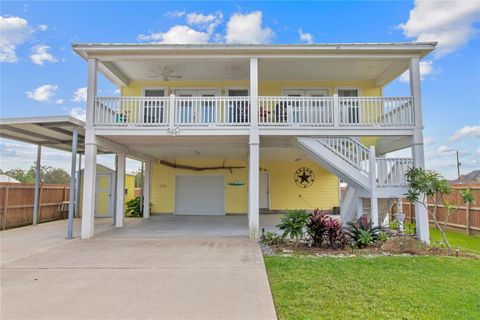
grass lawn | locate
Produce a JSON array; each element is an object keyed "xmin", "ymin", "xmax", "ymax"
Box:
[
  {"xmin": 429, "ymin": 228, "xmax": 480, "ymax": 254},
  {"xmin": 265, "ymin": 256, "xmax": 480, "ymax": 320}
]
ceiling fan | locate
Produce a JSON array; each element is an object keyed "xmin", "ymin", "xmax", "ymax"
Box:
[{"xmin": 148, "ymin": 67, "xmax": 182, "ymax": 81}]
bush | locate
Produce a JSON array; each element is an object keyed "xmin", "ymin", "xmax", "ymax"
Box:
[
  {"xmin": 125, "ymin": 196, "xmax": 143, "ymax": 217},
  {"xmin": 346, "ymin": 217, "xmax": 384, "ymax": 248},
  {"xmin": 306, "ymin": 209, "xmax": 330, "ymax": 246},
  {"xmin": 306, "ymin": 209, "xmax": 348, "ymax": 249},
  {"xmin": 261, "ymin": 231, "xmax": 284, "ymax": 245},
  {"xmin": 276, "ymin": 209, "xmax": 310, "ymax": 240}
]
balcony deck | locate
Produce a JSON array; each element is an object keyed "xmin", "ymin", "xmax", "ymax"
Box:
[{"xmin": 93, "ymin": 95, "xmax": 415, "ymax": 134}]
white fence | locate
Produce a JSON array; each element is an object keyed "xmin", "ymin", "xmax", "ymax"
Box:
[
  {"xmin": 376, "ymin": 158, "xmax": 413, "ymax": 187},
  {"xmin": 94, "ymin": 96, "xmax": 415, "ymax": 128}
]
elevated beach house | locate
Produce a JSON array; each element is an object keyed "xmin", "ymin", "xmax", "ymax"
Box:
[{"xmin": 72, "ymin": 42, "xmax": 435, "ymax": 241}]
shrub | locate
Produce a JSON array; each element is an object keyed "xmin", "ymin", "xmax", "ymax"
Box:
[
  {"xmin": 276, "ymin": 209, "xmax": 310, "ymax": 240},
  {"xmin": 125, "ymin": 196, "xmax": 143, "ymax": 217},
  {"xmin": 306, "ymin": 209, "xmax": 330, "ymax": 246},
  {"xmin": 306, "ymin": 209, "xmax": 348, "ymax": 249},
  {"xmin": 346, "ymin": 217, "xmax": 384, "ymax": 248},
  {"xmin": 261, "ymin": 231, "xmax": 284, "ymax": 245}
]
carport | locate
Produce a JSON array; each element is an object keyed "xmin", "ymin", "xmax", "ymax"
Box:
[{"xmin": 0, "ymin": 116, "xmax": 112, "ymax": 238}]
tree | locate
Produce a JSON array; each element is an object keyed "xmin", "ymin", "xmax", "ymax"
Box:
[
  {"xmin": 1, "ymin": 164, "xmax": 70, "ymax": 184},
  {"xmin": 405, "ymin": 167, "xmax": 453, "ymax": 252},
  {"xmin": 460, "ymin": 188, "xmax": 475, "ymax": 235}
]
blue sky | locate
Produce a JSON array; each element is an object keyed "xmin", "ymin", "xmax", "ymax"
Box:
[{"xmin": 1, "ymin": 1, "xmax": 479, "ymax": 178}]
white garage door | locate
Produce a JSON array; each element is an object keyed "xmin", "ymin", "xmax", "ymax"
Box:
[{"xmin": 175, "ymin": 175, "xmax": 225, "ymax": 215}]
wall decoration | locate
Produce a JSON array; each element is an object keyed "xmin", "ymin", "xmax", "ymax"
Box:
[
  {"xmin": 294, "ymin": 167, "xmax": 315, "ymax": 188},
  {"xmin": 228, "ymin": 181, "xmax": 246, "ymax": 186}
]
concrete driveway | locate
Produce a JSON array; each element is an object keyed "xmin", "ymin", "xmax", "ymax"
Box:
[{"xmin": 1, "ymin": 216, "xmax": 277, "ymax": 320}]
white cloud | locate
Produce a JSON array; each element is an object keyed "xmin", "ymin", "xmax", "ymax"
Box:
[
  {"xmin": 398, "ymin": 0, "xmax": 480, "ymax": 57},
  {"xmin": 399, "ymin": 60, "xmax": 435, "ymax": 82},
  {"xmin": 138, "ymin": 25, "xmax": 210, "ymax": 44},
  {"xmin": 186, "ymin": 12, "xmax": 223, "ymax": 33},
  {"xmin": 424, "ymin": 136, "xmax": 436, "ymax": 146},
  {"xmin": 55, "ymin": 99, "xmax": 64, "ymax": 105},
  {"xmin": 166, "ymin": 10, "xmax": 186, "ymax": 18},
  {"xmin": 26, "ymin": 84, "xmax": 58, "ymax": 101},
  {"xmin": 450, "ymin": 126, "xmax": 480, "ymax": 141},
  {"xmin": 225, "ymin": 11, "xmax": 273, "ymax": 44},
  {"xmin": 437, "ymin": 144, "xmax": 454, "ymax": 154},
  {"xmin": 72, "ymin": 87, "xmax": 87, "ymax": 102},
  {"xmin": 30, "ymin": 45, "xmax": 57, "ymax": 65},
  {"xmin": 299, "ymin": 29, "xmax": 314, "ymax": 44},
  {"xmin": 0, "ymin": 16, "xmax": 33, "ymax": 63},
  {"xmin": 69, "ymin": 107, "xmax": 86, "ymax": 121},
  {"xmin": 38, "ymin": 24, "xmax": 48, "ymax": 31}
]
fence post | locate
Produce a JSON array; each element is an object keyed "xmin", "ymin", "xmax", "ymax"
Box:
[
  {"xmin": 2, "ymin": 186, "xmax": 9, "ymax": 230},
  {"xmin": 37, "ymin": 184, "xmax": 43, "ymax": 224}
]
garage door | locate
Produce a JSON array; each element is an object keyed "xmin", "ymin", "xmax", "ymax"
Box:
[{"xmin": 175, "ymin": 175, "xmax": 225, "ymax": 215}]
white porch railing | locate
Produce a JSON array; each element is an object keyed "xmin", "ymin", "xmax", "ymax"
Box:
[
  {"xmin": 93, "ymin": 96, "xmax": 414, "ymax": 128},
  {"xmin": 376, "ymin": 158, "xmax": 413, "ymax": 187},
  {"xmin": 94, "ymin": 96, "xmax": 170, "ymax": 126},
  {"xmin": 258, "ymin": 96, "xmax": 334, "ymax": 126},
  {"xmin": 173, "ymin": 96, "xmax": 250, "ymax": 126},
  {"xmin": 317, "ymin": 137, "xmax": 370, "ymax": 175}
]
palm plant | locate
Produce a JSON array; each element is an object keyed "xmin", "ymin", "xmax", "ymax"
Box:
[
  {"xmin": 346, "ymin": 217, "xmax": 383, "ymax": 248},
  {"xmin": 276, "ymin": 209, "xmax": 310, "ymax": 240}
]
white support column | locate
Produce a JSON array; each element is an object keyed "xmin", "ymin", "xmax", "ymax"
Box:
[
  {"xmin": 66, "ymin": 126, "xmax": 78, "ymax": 239},
  {"xmin": 169, "ymin": 93, "xmax": 175, "ymax": 129},
  {"xmin": 248, "ymin": 57, "xmax": 260, "ymax": 239},
  {"xmin": 410, "ymin": 57, "xmax": 429, "ymax": 243},
  {"xmin": 250, "ymin": 57, "xmax": 259, "ymax": 127},
  {"xmin": 143, "ymin": 161, "xmax": 151, "ymax": 219},
  {"xmin": 80, "ymin": 140, "xmax": 97, "ymax": 239},
  {"xmin": 74, "ymin": 153, "xmax": 82, "ymax": 218},
  {"xmin": 333, "ymin": 93, "xmax": 340, "ymax": 127},
  {"xmin": 115, "ymin": 153, "xmax": 126, "ymax": 227},
  {"xmin": 248, "ymin": 138, "xmax": 260, "ymax": 239},
  {"xmin": 81, "ymin": 58, "xmax": 98, "ymax": 239},
  {"xmin": 32, "ymin": 145, "xmax": 42, "ymax": 225},
  {"xmin": 369, "ymin": 146, "xmax": 379, "ymax": 227}
]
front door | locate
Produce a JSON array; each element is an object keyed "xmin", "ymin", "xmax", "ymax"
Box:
[
  {"xmin": 95, "ymin": 173, "xmax": 113, "ymax": 217},
  {"xmin": 259, "ymin": 172, "xmax": 270, "ymax": 209},
  {"xmin": 283, "ymin": 89, "xmax": 329, "ymax": 124}
]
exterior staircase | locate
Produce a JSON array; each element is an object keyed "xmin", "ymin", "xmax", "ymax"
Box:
[{"xmin": 295, "ymin": 137, "xmax": 413, "ymax": 226}]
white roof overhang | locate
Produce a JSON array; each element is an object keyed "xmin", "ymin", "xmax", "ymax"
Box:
[{"xmin": 73, "ymin": 42, "xmax": 436, "ymax": 87}]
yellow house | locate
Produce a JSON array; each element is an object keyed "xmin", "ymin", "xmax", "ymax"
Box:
[
  {"xmin": 78, "ymin": 164, "xmax": 135, "ymax": 217},
  {"xmin": 73, "ymin": 42, "xmax": 435, "ymax": 241}
]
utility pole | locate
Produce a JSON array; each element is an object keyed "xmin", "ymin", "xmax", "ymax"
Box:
[{"xmin": 456, "ymin": 150, "xmax": 461, "ymax": 180}]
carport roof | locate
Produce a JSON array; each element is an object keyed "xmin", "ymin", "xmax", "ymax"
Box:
[{"xmin": 0, "ymin": 116, "xmax": 108, "ymax": 154}]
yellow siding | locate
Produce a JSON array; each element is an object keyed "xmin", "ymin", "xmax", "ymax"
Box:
[
  {"xmin": 122, "ymin": 80, "xmax": 381, "ymax": 97},
  {"xmin": 150, "ymin": 158, "xmax": 339, "ymax": 214},
  {"xmin": 125, "ymin": 175, "xmax": 135, "ymax": 202}
]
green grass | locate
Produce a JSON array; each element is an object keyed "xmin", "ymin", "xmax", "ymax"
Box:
[
  {"xmin": 265, "ymin": 256, "xmax": 480, "ymax": 320},
  {"xmin": 430, "ymin": 228, "xmax": 480, "ymax": 254}
]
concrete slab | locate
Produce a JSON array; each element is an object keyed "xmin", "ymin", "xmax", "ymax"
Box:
[{"xmin": 1, "ymin": 216, "xmax": 277, "ymax": 320}]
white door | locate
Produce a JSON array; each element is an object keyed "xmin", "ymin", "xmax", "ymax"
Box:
[
  {"xmin": 259, "ymin": 172, "xmax": 269, "ymax": 209},
  {"xmin": 175, "ymin": 175, "xmax": 225, "ymax": 215},
  {"xmin": 283, "ymin": 89, "xmax": 329, "ymax": 123},
  {"xmin": 337, "ymin": 88, "xmax": 360, "ymax": 124},
  {"xmin": 174, "ymin": 89, "xmax": 220, "ymax": 124},
  {"xmin": 143, "ymin": 88, "xmax": 166, "ymax": 124}
]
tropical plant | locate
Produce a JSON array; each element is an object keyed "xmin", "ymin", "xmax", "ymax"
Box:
[
  {"xmin": 405, "ymin": 167, "xmax": 453, "ymax": 251},
  {"xmin": 261, "ymin": 231, "xmax": 284, "ymax": 245},
  {"xmin": 125, "ymin": 196, "xmax": 143, "ymax": 217},
  {"xmin": 443, "ymin": 202, "xmax": 457, "ymax": 229},
  {"xmin": 306, "ymin": 209, "xmax": 330, "ymax": 246},
  {"xmin": 276, "ymin": 209, "xmax": 310, "ymax": 240},
  {"xmin": 325, "ymin": 218, "xmax": 348, "ymax": 249},
  {"xmin": 460, "ymin": 188, "xmax": 475, "ymax": 235},
  {"xmin": 345, "ymin": 217, "xmax": 384, "ymax": 248}
]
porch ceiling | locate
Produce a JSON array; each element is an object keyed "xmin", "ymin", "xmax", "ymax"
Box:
[{"xmin": 73, "ymin": 42, "xmax": 436, "ymax": 87}]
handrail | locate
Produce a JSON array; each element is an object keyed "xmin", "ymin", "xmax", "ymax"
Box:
[
  {"xmin": 376, "ymin": 157, "xmax": 413, "ymax": 187},
  {"xmin": 317, "ymin": 137, "xmax": 370, "ymax": 175}
]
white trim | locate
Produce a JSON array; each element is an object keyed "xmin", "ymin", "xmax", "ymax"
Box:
[
  {"xmin": 281, "ymin": 87, "xmax": 330, "ymax": 96},
  {"xmin": 141, "ymin": 86, "xmax": 167, "ymax": 96},
  {"xmin": 173, "ymin": 174, "xmax": 226, "ymax": 216},
  {"xmin": 334, "ymin": 86, "xmax": 362, "ymax": 96},
  {"xmin": 172, "ymin": 87, "xmax": 222, "ymax": 96},
  {"xmin": 224, "ymin": 86, "xmax": 249, "ymax": 96}
]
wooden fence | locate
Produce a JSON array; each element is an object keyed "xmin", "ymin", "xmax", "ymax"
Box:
[
  {"xmin": 0, "ymin": 183, "xmax": 70, "ymax": 230},
  {"xmin": 401, "ymin": 184, "xmax": 480, "ymax": 234}
]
